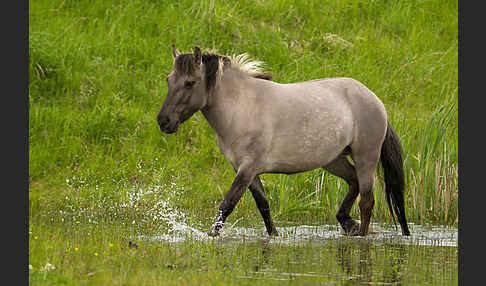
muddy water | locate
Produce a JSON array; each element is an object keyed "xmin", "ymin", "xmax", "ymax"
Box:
[{"xmin": 139, "ymin": 222, "xmax": 457, "ymax": 285}]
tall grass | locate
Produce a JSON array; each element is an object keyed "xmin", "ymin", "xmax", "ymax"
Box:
[{"xmin": 29, "ymin": 0, "xmax": 457, "ymax": 229}]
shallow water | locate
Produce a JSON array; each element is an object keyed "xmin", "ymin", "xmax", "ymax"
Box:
[
  {"xmin": 140, "ymin": 222, "xmax": 457, "ymax": 247},
  {"xmin": 131, "ymin": 184, "xmax": 457, "ymax": 248},
  {"xmin": 132, "ymin": 187, "xmax": 457, "ymax": 285},
  {"xmin": 138, "ymin": 222, "xmax": 457, "ymax": 285}
]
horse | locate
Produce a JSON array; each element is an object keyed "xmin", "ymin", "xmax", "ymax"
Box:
[{"xmin": 157, "ymin": 45, "xmax": 410, "ymax": 237}]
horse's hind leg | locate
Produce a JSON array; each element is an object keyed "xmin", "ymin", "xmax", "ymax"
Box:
[
  {"xmin": 353, "ymin": 151, "xmax": 381, "ymax": 236},
  {"xmin": 249, "ymin": 176, "xmax": 278, "ymax": 236},
  {"xmin": 323, "ymin": 155, "xmax": 360, "ymax": 235}
]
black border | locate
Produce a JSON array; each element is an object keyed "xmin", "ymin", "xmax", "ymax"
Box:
[
  {"xmin": 3, "ymin": 0, "xmax": 29, "ymax": 284},
  {"xmin": 458, "ymin": 1, "xmax": 480, "ymax": 285}
]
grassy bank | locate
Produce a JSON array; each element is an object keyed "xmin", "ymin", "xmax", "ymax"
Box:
[{"xmin": 29, "ymin": 0, "xmax": 457, "ymax": 284}]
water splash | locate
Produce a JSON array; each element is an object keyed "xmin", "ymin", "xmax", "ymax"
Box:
[
  {"xmin": 138, "ymin": 201, "xmax": 457, "ymax": 247},
  {"xmin": 127, "ymin": 182, "xmax": 211, "ymax": 242},
  {"xmin": 129, "ymin": 181, "xmax": 456, "ymax": 247},
  {"xmin": 60, "ymin": 176, "xmax": 457, "ymax": 247}
]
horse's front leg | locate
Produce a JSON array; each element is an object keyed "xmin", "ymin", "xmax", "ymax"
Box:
[
  {"xmin": 249, "ymin": 176, "xmax": 278, "ymax": 236},
  {"xmin": 208, "ymin": 164, "xmax": 256, "ymax": 237}
]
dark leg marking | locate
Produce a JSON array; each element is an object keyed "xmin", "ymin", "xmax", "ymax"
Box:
[
  {"xmin": 324, "ymin": 155, "xmax": 360, "ymax": 235},
  {"xmin": 208, "ymin": 166, "xmax": 255, "ymax": 237},
  {"xmin": 355, "ymin": 159, "xmax": 378, "ymax": 236},
  {"xmin": 249, "ymin": 176, "xmax": 278, "ymax": 236}
]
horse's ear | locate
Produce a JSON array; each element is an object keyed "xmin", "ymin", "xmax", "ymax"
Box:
[
  {"xmin": 171, "ymin": 44, "xmax": 180, "ymax": 59},
  {"xmin": 193, "ymin": 46, "xmax": 202, "ymax": 65}
]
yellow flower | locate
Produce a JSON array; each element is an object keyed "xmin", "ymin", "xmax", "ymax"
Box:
[
  {"xmin": 34, "ymin": 236, "xmax": 38, "ymax": 240},
  {"xmin": 94, "ymin": 252, "xmax": 98, "ymax": 256},
  {"xmin": 74, "ymin": 247, "xmax": 79, "ymax": 252},
  {"xmin": 109, "ymin": 243, "xmax": 114, "ymax": 248}
]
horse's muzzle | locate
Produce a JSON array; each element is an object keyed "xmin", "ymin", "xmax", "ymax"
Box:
[
  {"xmin": 161, "ymin": 125, "xmax": 178, "ymax": 134},
  {"xmin": 157, "ymin": 115, "xmax": 179, "ymax": 134}
]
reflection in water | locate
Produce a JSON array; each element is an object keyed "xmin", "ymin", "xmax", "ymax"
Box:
[
  {"xmin": 251, "ymin": 238, "xmax": 273, "ymax": 273},
  {"xmin": 139, "ymin": 223, "xmax": 457, "ymax": 284},
  {"xmin": 336, "ymin": 240, "xmax": 408, "ymax": 285},
  {"xmin": 234, "ymin": 237, "xmax": 418, "ymax": 284},
  {"xmin": 337, "ymin": 241, "xmax": 372, "ymax": 284}
]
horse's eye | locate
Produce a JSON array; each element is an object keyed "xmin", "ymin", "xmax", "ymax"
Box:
[{"xmin": 184, "ymin": 80, "xmax": 196, "ymax": 88}]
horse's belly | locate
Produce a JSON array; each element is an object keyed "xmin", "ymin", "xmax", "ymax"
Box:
[{"xmin": 263, "ymin": 157, "xmax": 334, "ymax": 174}]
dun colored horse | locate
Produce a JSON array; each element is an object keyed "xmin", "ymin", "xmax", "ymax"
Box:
[{"xmin": 157, "ymin": 46, "xmax": 410, "ymax": 237}]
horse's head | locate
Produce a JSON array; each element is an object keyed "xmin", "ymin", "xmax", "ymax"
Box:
[{"xmin": 157, "ymin": 45, "xmax": 208, "ymax": 134}]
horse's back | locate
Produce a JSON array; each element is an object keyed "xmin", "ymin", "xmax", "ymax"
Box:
[
  {"xmin": 265, "ymin": 76, "xmax": 387, "ymax": 135},
  {"xmin": 291, "ymin": 77, "xmax": 388, "ymax": 135},
  {"xmin": 298, "ymin": 77, "xmax": 385, "ymax": 111}
]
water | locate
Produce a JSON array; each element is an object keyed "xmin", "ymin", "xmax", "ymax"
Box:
[
  {"xmin": 137, "ymin": 197, "xmax": 457, "ymax": 248},
  {"xmin": 136, "ymin": 213, "xmax": 457, "ymax": 285},
  {"xmin": 140, "ymin": 222, "xmax": 457, "ymax": 247},
  {"xmin": 138, "ymin": 222, "xmax": 457, "ymax": 285},
  {"xmin": 131, "ymin": 183, "xmax": 457, "ymax": 248},
  {"xmin": 131, "ymin": 186, "xmax": 457, "ymax": 285},
  {"xmin": 221, "ymin": 223, "xmax": 457, "ymax": 247}
]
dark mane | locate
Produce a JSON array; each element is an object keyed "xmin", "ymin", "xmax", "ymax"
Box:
[
  {"xmin": 202, "ymin": 53, "xmax": 224, "ymax": 91},
  {"xmin": 174, "ymin": 52, "xmax": 272, "ymax": 91},
  {"xmin": 252, "ymin": 73, "xmax": 273, "ymax": 81}
]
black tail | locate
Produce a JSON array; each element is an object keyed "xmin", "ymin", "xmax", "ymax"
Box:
[{"xmin": 380, "ymin": 122, "xmax": 410, "ymax": 236}]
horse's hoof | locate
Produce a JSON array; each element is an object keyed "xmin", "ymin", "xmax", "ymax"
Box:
[
  {"xmin": 341, "ymin": 219, "xmax": 359, "ymax": 235},
  {"xmin": 269, "ymin": 229, "xmax": 279, "ymax": 237},
  {"xmin": 349, "ymin": 229, "xmax": 361, "ymax": 236},
  {"xmin": 345, "ymin": 222, "xmax": 361, "ymax": 236}
]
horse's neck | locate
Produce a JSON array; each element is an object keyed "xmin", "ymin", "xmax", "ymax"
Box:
[{"xmin": 201, "ymin": 70, "xmax": 250, "ymax": 139}]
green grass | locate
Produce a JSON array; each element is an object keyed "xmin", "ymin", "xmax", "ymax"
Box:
[{"xmin": 29, "ymin": 0, "xmax": 457, "ymax": 284}]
